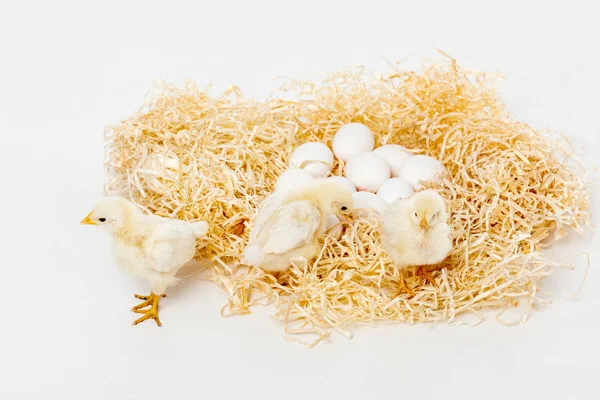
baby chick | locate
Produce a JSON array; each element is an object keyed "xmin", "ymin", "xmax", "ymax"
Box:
[
  {"xmin": 80, "ymin": 197, "xmax": 209, "ymax": 326},
  {"xmin": 381, "ymin": 190, "xmax": 452, "ymax": 297},
  {"xmin": 243, "ymin": 179, "xmax": 353, "ymax": 273}
]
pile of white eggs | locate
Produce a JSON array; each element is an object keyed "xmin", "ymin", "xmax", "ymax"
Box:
[{"xmin": 276, "ymin": 122, "xmax": 446, "ymax": 221}]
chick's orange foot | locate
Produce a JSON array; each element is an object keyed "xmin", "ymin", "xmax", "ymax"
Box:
[
  {"xmin": 133, "ymin": 293, "xmax": 166, "ymax": 303},
  {"xmin": 396, "ymin": 273, "xmax": 416, "ymax": 298},
  {"xmin": 415, "ymin": 266, "xmax": 438, "ymax": 288},
  {"xmin": 131, "ymin": 292, "xmax": 166, "ymax": 326}
]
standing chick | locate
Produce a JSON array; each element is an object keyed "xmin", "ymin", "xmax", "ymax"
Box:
[
  {"xmin": 80, "ymin": 197, "xmax": 209, "ymax": 326},
  {"xmin": 381, "ymin": 190, "xmax": 452, "ymax": 296},
  {"xmin": 243, "ymin": 180, "xmax": 353, "ymax": 273}
]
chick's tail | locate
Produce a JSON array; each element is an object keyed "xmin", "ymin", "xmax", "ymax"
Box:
[
  {"xmin": 189, "ymin": 221, "xmax": 209, "ymax": 238},
  {"xmin": 243, "ymin": 245, "xmax": 264, "ymax": 267}
]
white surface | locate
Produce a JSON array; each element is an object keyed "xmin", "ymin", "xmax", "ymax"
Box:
[{"xmin": 1, "ymin": 1, "xmax": 599, "ymax": 399}]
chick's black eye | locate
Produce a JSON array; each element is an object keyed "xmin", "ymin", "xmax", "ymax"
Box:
[
  {"xmin": 341, "ymin": 206, "xmax": 348, "ymax": 211},
  {"xmin": 415, "ymin": 213, "xmax": 418, "ymax": 217},
  {"xmin": 99, "ymin": 218, "xmax": 106, "ymax": 222}
]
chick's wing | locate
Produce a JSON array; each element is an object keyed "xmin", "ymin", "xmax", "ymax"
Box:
[
  {"xmin": 250, "ymin": 193, "xmax": 283, "ymax": 242},
  {"xmin": 262, "ymin": 200, "xmax": 321, "ymax": 254},
  {"xmin": 143, "ymin": 222, "xmax": 194, "ymax": 273}
]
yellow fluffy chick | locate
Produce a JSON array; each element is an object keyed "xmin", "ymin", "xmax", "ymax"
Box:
[
  {"xmin": 243, "ymin": 179, "xmax": 353, "ymax": 273},
  {"xmin": 381, "ymin": 189, "xmax": 452, "ymax": 296},
  {"xmin": 80, "ymin": 197, "xmax": 209, "ymax": 326}
]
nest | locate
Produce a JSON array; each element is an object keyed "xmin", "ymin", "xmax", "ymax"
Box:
[{"xmin": 105, "ymin": 55, "xmax": 590, "ymax": 347}]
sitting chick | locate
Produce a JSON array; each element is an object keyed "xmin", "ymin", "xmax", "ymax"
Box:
[
  {"xmin": 80, "ymin": 197, "xmax": 209, "ymax": 326},
  {"xmin": 243, "ymin": 179, "xmax": 353, "ymax": 273},
  {"xmin": 381, "ymin": 190, "xmax": 452, "ymax": 296}
]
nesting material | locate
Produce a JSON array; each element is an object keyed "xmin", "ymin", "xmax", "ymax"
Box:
[{"xmin": 105, "ymin": 56, "xmax": 590, "ymax": 348}]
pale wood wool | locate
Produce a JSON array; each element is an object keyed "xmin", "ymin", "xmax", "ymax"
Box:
[{"xmin": 105, "ymin": 56, "xmax": 590, "ymax": 347}]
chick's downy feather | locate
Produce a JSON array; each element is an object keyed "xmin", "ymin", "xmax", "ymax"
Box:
[
  {"xmin": 244, "ymin": 180, "xmax": 353, "ymax": 272},
  {"xmin": 88, "ymin": 197, "xmax": 208, "ymax": 294},
  {"xmin": 382, "ymin": 190, "xmax": 452, "ymax": 270}
]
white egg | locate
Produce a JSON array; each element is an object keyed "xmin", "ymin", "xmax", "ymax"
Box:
[
  {"xmin": 326, "ymin": 176, "xmax": 356, "ymax": 193},
  {"xmin": 376, "ymin": 178, "xmax": 414, "ymax": 203},
  {"xmin": 344, "ymin": 153, "xmax": 391, "ymax": 192},
  {"xmin": 397, "ymin": 155, "xmax": 446, "ymax": 189},
  {"xmin": 289, "ymin": 142, "xmax": 334, "ymax": 178},
  {"xmin": 352, "ymin": 192, "xmax": 387, "ymax": 216},
  {"xmin": 332, "ymin": 123, "xmax": 375, "ymax": 161},
  {"xmin": 274, "ymin": 169, "xmax": 314, "ymax": 194},
  {"xmin": 373, "ymin": 145, "xmax": 413, "ymax": 177}
]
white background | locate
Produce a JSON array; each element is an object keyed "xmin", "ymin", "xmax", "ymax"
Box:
[{"xmin": 1, "ymin": 1, "xmax": 598, "ymax": 399}]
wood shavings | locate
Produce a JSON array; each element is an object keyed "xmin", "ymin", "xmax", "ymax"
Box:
[{"xmin": 105, "ymin": 57, "xmax": 590, "ymax": 347}]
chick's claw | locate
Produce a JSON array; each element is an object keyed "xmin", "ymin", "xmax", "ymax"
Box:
[
  {"xmin": 133, "ymin": 307, "xmax": 162, "ymax": 327},
  {"xmin": 134, "ymin": 293, "xmax": 167, "ymax": 302},
  {"xmin": 131, "ymin": 292, "xmax": 166, "ymax": 327},
  {"xmin": 416, "ymin": 266, "xmax": 437, "ymax": 288},
  {"xmin": 131, "ymin": 294, "xmax": 162, "ymax": 311},
  {"xmin": 396, "ymin": 274, "xmax": 415, "ymax": 298}
]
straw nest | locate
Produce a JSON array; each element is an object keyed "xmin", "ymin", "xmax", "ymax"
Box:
[{"xmin": 105, "ymin": 55, "xmax": 590, "ymax": 347}]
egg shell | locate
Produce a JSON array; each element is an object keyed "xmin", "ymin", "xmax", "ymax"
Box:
[
  {"xmin": 141, "ymin": 152, "xmax": 188, "ymax": 193},
  {"xmin": 332, "ymin": 123, "xmax": 375, "ymax": 161},
  {"xmin": 351, "ymin": 192, "xmax": 387, "ymax": 216},
  {"xmin": 397, "ymin": 155, "xmax": 446, "ymax": 189},
  {"xmin": 274, "ymin": 169, "xmax": 314, "ymax": 194},
  {"xmin": 373, "ymin": 145, "xmax": 413, "ymax": 177},
  {"xmin": 289, "ymin": 142, "xmax": 334, "ymax": 178},
  {"xmin": 326, "ymin": 176, "xmax": 356, "ymax": 193},
  {"xmin": 376, "ymin": 178, "xmax": 414, "ymax": 203},
  {"xmin": 344, "ymin": 153, "xmax": 391, "ymax": 192}
]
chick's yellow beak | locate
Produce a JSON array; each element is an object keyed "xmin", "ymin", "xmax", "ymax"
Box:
[
  {"xmin": 419, "ymin": 219, "xmax": 428, "ymax": 230},
  {"xmin": 80, "ymin": 212, "xmax": 97, "ymax": 225},
  {"xmin": 337, "ymin": 213, "xmax": 351, "ymax": 224}
]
